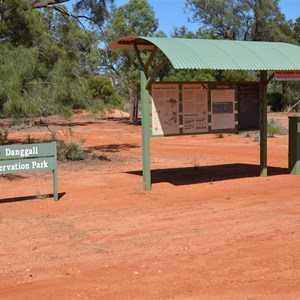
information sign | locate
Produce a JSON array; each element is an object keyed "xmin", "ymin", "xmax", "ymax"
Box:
[
  {"xmin": 237, "ymin": 83, "xmax": 260, "ymax": 130},
  {"xmin": 182, "ymin": 84, "xmax": 208, "ymax": 134},
  {"xmin": 0, "ymin": 142, "xmax": 58, "ymax": 201},
  {"xmin": 151, "ymin": 84, "xmax": 179, "ymax": 135},
  {"xmin": 211, "ymin": 89, "xmax": 235, "ymax": 130}
]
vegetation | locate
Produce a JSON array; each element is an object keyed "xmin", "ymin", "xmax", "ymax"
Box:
[
  {"xmin": 56, "ymin": 140, "xmax": 86, "ymax": 161},
  {"xmin": 267, "ymin": 118, "xmax": 287, "ymax": 136},
  {"xmin": 0, "ymin": 0, "xmax": 300, "ymax": 123}
]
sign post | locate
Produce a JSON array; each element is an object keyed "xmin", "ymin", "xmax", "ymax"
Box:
[{"xmin": 0, "ymin": 142, "xmax": 58, "ymax": 201}]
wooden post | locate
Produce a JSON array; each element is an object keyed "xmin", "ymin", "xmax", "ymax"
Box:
[
  {"xmin": 260, "ymin": 70, "xmax": 268, "ymax": 177},
  {"xmin": 140, "ymin": 71, "xmax": 151, "ymax": 190}
]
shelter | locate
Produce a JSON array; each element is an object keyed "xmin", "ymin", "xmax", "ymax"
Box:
[{"xmin": 108, "ymin": 37, "xmax": 300, "ymax": 190}]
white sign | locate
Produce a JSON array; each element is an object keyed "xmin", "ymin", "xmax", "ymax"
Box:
[
  {"xmin": 182, "ymin": 84, "xmax": 208, "ymax": 134},
  {"xmin": 275, "ymin": 71, "xmax": 300, "ymax": 81},
  {"xmin": 4, "ymin": 146, "xmax": 38, "ymax": 158},
  {"xmin": 211, "ymin": 89, "xmax": 235, "ymax": 130},
  {"xmin": 151, "ymin": 84, "xmax": 179, "ymax": 136}
]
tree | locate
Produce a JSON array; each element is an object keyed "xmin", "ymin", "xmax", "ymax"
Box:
[
  {"xmin": 185, "ymin": 0, "xmax": 292, "ymax": 42},
  {"xmin": 293, "ymin": 17, "xmax": 300, "ymax": 44},
  {"xmin": 0, "ymin": 0, "xmax": 121, "ymax": 120},
  {"xmin": 101, "ymin": 0, "xmax": 159, "ymax": 123},
  {"xmin": 1, "ymin": 0, "xmax": 114, "ymax": 27}
]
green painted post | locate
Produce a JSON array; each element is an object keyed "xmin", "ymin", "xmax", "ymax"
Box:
[
  {"xmin": 260, "ymin": 71, "xmax": 268, "ymax": 177},
  {"xmin": 141, "ymin": 71, "xmax": 151, "ymax": 190},
  {"xmin": 53, "ymin": 142, "xmax": 58, "ymax": 201}
]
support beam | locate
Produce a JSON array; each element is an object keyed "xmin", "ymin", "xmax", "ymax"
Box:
[
  {"xmin": 144, "ymin": 47, "xmax": 158, "ymax": 78},
  {"xmin": 266, "ymin": 72, "xmax": 275, "ymax": 86},
  {"xmin": 140, "ymin": 71, "xmax": 151, "ymax": 190},
  {"xmin": 133, "ymin": 43, "xmax": 145, "ymax": 71},
  {"xmin": 145, "ymin": 59, "xmax": 169, "ymax": 90},
  {"xmin": 260, "ymin": 70, "xmax": 268, "ymax": 177}
]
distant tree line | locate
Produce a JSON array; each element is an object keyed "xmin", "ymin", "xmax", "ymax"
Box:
[{"xmin": 0, "ymin": 0, "xmax": 300, "ymax": 123}]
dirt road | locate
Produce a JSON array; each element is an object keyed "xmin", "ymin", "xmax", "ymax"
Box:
[{"xmin": 0, "ymin": 112, "xmax": 299, "ymax": 299}]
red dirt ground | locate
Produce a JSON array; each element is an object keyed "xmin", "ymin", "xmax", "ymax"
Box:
[{"xmin": 0, "ymin": 112, "xmax": 299, "ymax": 299}]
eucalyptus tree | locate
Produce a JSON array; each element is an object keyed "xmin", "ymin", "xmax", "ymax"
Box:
[
  {"xmin": 0, "ymin": 1, "xmax": 112, "ymax": 119},
  {"xmin": 101, "ymin": 0, "xmax": 159, "ymax": 123},
  {"xmin": 185, "ymin": 0, "xmax": 292, "ymax": 42},
  {"xmin": 1, "ymin": 0, "xmax": 114, "ymax": 27}
]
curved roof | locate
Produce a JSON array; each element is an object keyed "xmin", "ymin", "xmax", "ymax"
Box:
[{"xmin": 108, "ymin": 36, "xmax": 300, "ymax": 71}]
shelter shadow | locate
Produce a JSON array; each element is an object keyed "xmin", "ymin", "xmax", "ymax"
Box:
[
  {"xmin": 127, "ymin": 163, "xmax": 288, "ymax": 186},
  {"xmin": 89, "ymin": 143, "xmax": 139, "ymax": 153},
  {"xmin": 0, "ymin": 192, "xmax": 65, "ymax": 204}
]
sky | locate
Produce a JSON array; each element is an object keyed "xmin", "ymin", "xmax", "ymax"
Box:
[{"xmin": 66, "ymin": 0, "xmax": 300, "ymax": 36}]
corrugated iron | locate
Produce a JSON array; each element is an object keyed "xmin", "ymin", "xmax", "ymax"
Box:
[{"xmin": 108, "ymin": 36, "xmax": 300, "ymax": 71}]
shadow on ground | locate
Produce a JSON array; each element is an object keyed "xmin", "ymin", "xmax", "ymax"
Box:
[
  {"xmin": 45, "ymin": 121, "xmax": 103, "ymax": 127},
  {"xmin": 0, "ymin": 192, "xmax": 66, "ymax": 204},
  {"xmin": 127, "ymin": 163, "xmax": 288, "ymax": 186},
  {"xmin": 89, "ymin": 143, "xmax": 140, "ymax": 153}
]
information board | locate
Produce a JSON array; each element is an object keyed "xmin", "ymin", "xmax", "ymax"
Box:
[
  {"xmin": 237, "ymin": 83, "xmax": 260, "ymax": 130},
  {"xmin": 150, "ymin": 82, "xmax": 260, "ymax": 136},
  {"xmin": 182, "ymin": 84, "xmax": 208, "ymax": 134},
  {"xmin": 151, "ymin": 84, "xmax": 179, "ymax": 136},
  {"xmin": 211, "ymin": 89, "xmax": 235, "ymax": 130}
]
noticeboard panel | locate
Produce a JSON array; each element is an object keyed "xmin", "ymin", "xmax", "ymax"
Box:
[
  {"xmin": 151, "ymin": 84, "xmax": 180, "ymax": 136},
  {"xmin": 182, "ymin": 84, "xmax": 208, "ymax": 134},
  {"xmin": 211, "ymin": 89, "xmax": 235, "ymax": 130},
  {"xmin": 237, "ymin": 83, "xmax": 260, "ymax": 130}
]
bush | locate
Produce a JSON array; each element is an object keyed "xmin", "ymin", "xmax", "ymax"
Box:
[
  {"xmin": 56, "ymin": 140, "xmax": 86, "ymax": 161},
  {"xmin": 267, "ymin": 126, "xmax": 280, "ymax": 137},
  {"xmin": 215, "ymin": 132, "xmax": 224, "ymax": 138},
  {"xmin": 267, "ymin": 118, "xmax": 286, "ymax": 137}
]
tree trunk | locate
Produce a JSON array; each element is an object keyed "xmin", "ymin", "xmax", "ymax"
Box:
[
  {"xmin": 281, "ymin": 81, "xmax": 288, "ymax": 110},
  {"xmin": 134, "ymin": 83, "xmax": 140, "ymax": 123},
  {"xmin": 129, "ymin": 84, "xmax": 136, "ymax": 123}
]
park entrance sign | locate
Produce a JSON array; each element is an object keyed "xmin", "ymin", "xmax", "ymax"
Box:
[
  {"xmin": 0, "ymin": 142, "xmax": 58, "ymax": 200},
  {"xmin": 108, "ymin": 37, "xmax": 300, "ymax": 190}
]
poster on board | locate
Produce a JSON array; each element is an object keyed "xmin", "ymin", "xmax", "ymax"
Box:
[
  {"xmin": 182, "ymin": 84, "xmax": 208, "ymax": 134},
  {"xmin": 151, "ymin": 84, "xmax": 179, "ymax": 136},
  {"xmin": 211, "ymin": 89, "xmax": 235, "ymax": 130}
]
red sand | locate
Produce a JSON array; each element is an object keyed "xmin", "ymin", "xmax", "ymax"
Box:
[{"xmin": 0, "ymin": 112, "xmax": 299, "ymax": 299}]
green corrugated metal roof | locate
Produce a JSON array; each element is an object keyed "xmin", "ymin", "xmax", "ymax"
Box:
[{"xmin": 108, "ymin": 36, "xmax": 300, "ymax": 71}]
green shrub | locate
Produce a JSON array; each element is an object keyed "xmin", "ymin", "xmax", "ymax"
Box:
[
  {"xmin": 56, "ymin": 140, "xmax": 86, "ymax": 161},
  {"xmin": 267, "ymin": 118, "xmax": 287, "ymax": 136},
  {"xmin": 267, "ymin": 126, "xmax": 280, "ymax": 137},
  {"xmin": 215, "ymin": 132, "xmax": 224, "ymax": 138}
]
